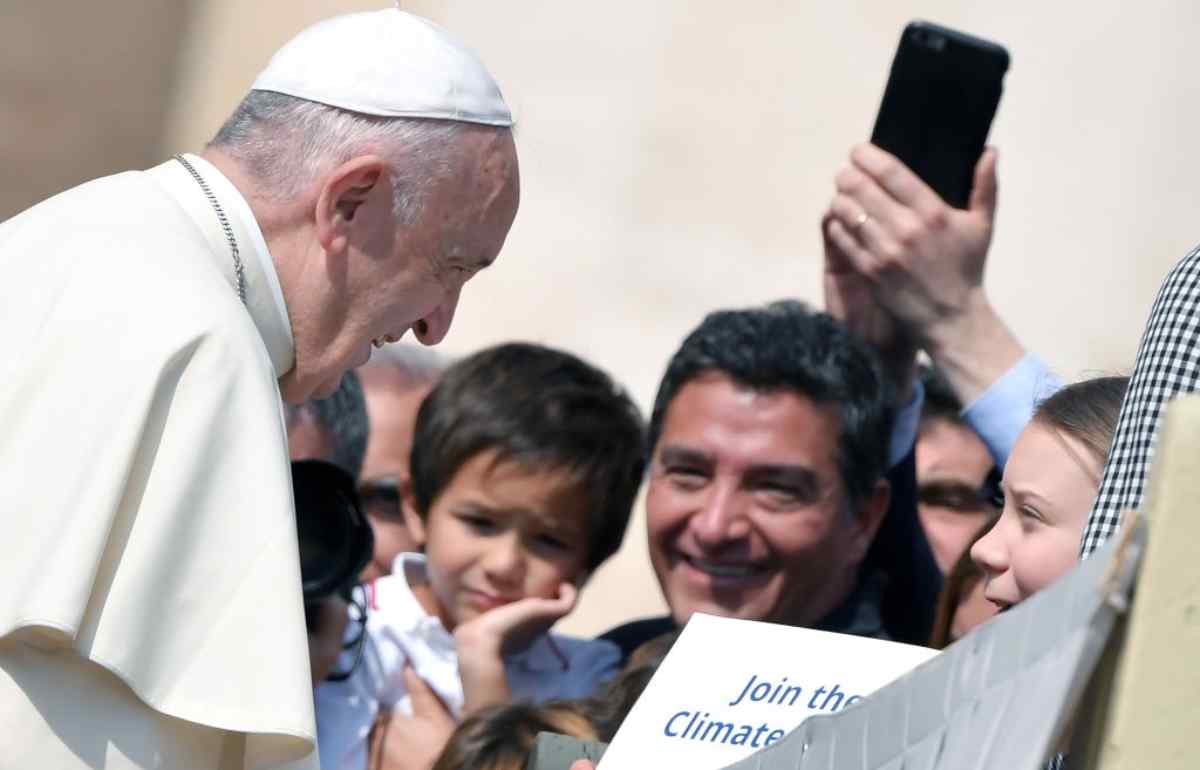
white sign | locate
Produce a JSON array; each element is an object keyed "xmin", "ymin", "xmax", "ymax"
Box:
[{"xmin": 598, "ymin": 613, "xmax": 938, "ymax": 770}]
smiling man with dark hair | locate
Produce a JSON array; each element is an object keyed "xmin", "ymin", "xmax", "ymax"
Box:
[{"xmin": 603, "ymin": 300, "xmax": 939, "ymax": 659}]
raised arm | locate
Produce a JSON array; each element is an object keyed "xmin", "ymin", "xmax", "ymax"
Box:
[{"xmin": 823, "ymin": 144, "xmax": 1062, "ymax": 466}]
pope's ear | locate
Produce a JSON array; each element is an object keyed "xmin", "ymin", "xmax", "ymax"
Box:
[
  {"xmin": 400, "ymin": 482, "xmax": 428, "ymax": 549},
  {"xmin": 314, "ymin": 155, "xmax": 386, "ymax": 255}
]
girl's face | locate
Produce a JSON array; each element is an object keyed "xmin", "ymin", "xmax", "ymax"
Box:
[{"xmin": 970, "ymin": 421, "xmax": 1101, "ymax": 610}]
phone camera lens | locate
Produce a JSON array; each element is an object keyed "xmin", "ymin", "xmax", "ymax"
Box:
[{"xmin": 912, "ymin": 28, "xmax": 947, "ymax": 52}]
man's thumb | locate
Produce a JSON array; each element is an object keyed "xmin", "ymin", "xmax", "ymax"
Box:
[
  {"xmin": 969, "ymin": 147, "xmax": 998, "ymax": 220},
  {"xmin": 403, "ymin": 665, "xmax": 449, "ymax": 716}
]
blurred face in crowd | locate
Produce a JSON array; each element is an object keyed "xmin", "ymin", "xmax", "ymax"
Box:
[
  {"xmin": 286, "ymin": 408, "xmax": 336, "ymax": 464},
  {"xmin": 970, "ymin": 420, "xmax": 1101, "ymax": 610},
  {"xmin": 916, "ymin": 417, "xmax": 997, "ymax": 573},
  {"xmin": 286, "ymin": 416, "xmax": 353, "ymax": 682},
  {"xmin": 308, "ymin": 595, "xmax": 350, "ymax": 685},
  {"xmin": 949, "ymin": 574, "xmax": 996, "ymax": 642},
  {"xmin": 404, "ymin": 450, "xmax": 591, "ymax": 630},
  {"xmin": 646, "ymin": 371, "xmax": 888, "ymax": 629},
  {"xmin": 357, "ymin": 366, "xmax": 436, "ymax": 580}
]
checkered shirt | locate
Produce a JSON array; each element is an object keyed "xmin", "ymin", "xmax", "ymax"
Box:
[{"xmin": 1082, "ymin": 243, "xmax": 1200, "ymax": 556}]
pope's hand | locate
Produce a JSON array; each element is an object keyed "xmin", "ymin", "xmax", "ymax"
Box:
[
  {"xmin": 570, "ymin": 762, "xmax": 596, "ymax": 770},
  {"xmin": 454, "ymin": 582, "xmax": 579, "ymax": 713},
  {"xmin": 367, "ymin": 666, "xmax": 456, "ymax": 770}
]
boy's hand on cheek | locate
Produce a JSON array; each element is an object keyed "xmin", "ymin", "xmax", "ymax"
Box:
[
  {"xmin": 456, "ymin": 581, "xmax": 578, "ymax": 653},
  {"xmin": 454, "ymin": 582, "xmax": 578, "ymax": 714}
]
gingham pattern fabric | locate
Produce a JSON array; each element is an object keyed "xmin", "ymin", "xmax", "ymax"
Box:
[{"xmin": 1081, "ymin": 243, "xmax": 1200, "ymax": 556}]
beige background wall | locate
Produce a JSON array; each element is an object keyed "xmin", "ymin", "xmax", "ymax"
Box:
[
  {"xmin": 0, "ymin": 1, "xmax": 191, "ymax": 219},
  {"xmin": 7, "ymin": 1, "xmax": 1200, "ymax": 636}
]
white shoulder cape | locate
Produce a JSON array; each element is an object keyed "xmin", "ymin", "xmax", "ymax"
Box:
[{"xmin": 0, "ymin": 158, "xmax": 315, "ymax": 769}]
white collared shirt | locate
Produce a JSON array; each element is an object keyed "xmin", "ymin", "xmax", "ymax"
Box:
[{"xmin": 315, "ymin": 553, "xmax": 620, "ymax": 770}]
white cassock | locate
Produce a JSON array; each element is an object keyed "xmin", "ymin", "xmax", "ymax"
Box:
[{"xmin": 0, "ymin": 154, "xmax": 318, "ymax": 769}]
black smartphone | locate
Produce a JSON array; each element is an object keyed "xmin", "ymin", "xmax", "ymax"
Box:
[{"xmin": 870, "ymin": 21, "xmax": 1009, "ymax": 209}]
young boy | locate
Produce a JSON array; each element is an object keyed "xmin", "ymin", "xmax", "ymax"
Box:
[{"xmin": 316, "ymin": 343, "xmax": 646, "ymax": 770}]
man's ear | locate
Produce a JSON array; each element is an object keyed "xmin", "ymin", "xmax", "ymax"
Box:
[
  {"xmin": 400, "ymin": 481, "xmax": 428, "ymax": 549},
  {"xmin": 314, "ymin": 155, "xmax": 387, "ymax": 256},
  {"xmin": 847, "ymin": 477, "xmax": 891, "ymax": 562}
]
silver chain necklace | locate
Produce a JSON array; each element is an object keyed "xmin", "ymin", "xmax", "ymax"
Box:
[{"xmin": 173, "ymin": 154, "xmax": 247, "ymax": 305}]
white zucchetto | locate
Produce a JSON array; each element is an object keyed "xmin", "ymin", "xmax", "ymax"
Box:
[{"xmin": 251, "ymin": 7, "xmax": 513, "ymax": 127}]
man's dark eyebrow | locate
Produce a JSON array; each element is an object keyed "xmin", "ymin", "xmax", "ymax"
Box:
[
  {"xmin": 745, "ymin": 464, "xmax": 820, "ymax": 492},
  {"xmin": 657, "ymin": 445, "xmax": 713, "ymax": 467},
  {"xmin": 917, "ymin": 480, "xmax": 995, "ymax": 509},
  {"xmin": 918, "ymin": 480, "xmax": 982, "ymax": 496}
]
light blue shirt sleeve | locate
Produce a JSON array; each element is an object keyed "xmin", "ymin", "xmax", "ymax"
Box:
[
  {"xmin": 508, "ymin": 634, "xmax": 622, "ymax": 702},
  {"xmin": 961, "ymin": 353, "xmax": 1063, "ymax": 468},
  {"xmin": 888, "ymin": 379, "xmax": 925, "ymax": 468}
]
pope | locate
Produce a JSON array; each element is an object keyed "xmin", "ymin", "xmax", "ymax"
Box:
[{"xmin": 0, "ymin": 8, "xmax": 518, "ymax": 770}]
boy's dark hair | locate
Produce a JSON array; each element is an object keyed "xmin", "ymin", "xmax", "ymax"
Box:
[
  {"xmin": 582, "ymin": 630, "xmax": 679, "ymax": 741},
  {"xmin": 431, "ymin": 702, "xmax": 597, "ymax": 770},
  {"xmin": 410, "ymin": 343, "xmax": 646, "ymax": 571},
  {"xmin": 1034, "ymin": 376, "xmax": 1130, "ymax": 467},
  {"xmin": 647, "ymin": 300, "xmax": 893, "ymax": 507}
]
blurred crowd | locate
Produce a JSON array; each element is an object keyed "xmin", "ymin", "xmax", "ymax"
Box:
[{"xmin": 292, "ymin": 140, "xmax": 1179, "ymax": 769}]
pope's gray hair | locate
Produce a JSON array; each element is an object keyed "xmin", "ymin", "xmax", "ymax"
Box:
[{"xmin": 209, "ymin": 90, "xmax": 473, "ymax": 225}]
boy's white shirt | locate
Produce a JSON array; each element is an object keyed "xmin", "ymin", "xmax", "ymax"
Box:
[{"xmin": 315, "ymin": 553, "xmax": 621, "ymax": 770}]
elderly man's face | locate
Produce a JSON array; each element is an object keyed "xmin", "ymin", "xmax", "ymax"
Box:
[
  {"xmin": 282, "ymin": 128, "xmax": 519, "ymax": 402},
  {"xmin": 646, "ymin": 371, "xmax": 882, "ymax": 629},
  {"xmin": 357, "ymin": 368, "xmax": 433, "ymax": 580}
]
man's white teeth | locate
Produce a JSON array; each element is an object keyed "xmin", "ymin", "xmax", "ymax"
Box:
[{"xmin": 689, "ymin": 557, "xmax": 756, "ymax": 578}]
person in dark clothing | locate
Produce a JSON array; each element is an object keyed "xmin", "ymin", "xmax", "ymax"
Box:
[{"xmin": 600, "ymin": 301, "xmax": 940, "ymax": 661}]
